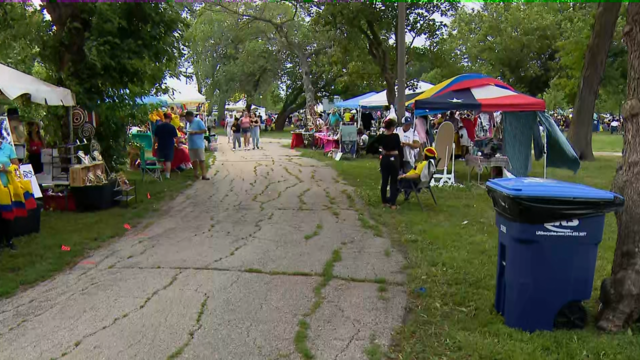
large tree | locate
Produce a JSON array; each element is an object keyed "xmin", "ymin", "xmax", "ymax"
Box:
[
  {"xmin": 317, "ymin": 2, "xmax": 457, "ymax": 106},
  {"xmin": 188, "ymin": 8, "xmax": 283, "ymax": 118},
  {"xmin": 569, "ymin": 3, "xmax": 622, "ymax": 161},
  {"xmin": 38, "ymin": 3, "xmax": 187, "ymax": 168},
  {"xmin": 207, "ymin": 2, "xmax": 320, "ymax": 124},
  {"xmin": 550, "ymin": 4, "xmax": 627, "ymax": 114},
  {"xmin": 439, "ymin": 3, "xmax": 569, "ymax": 97},
  {"xmin": 597, "ymin": 3, "xmax": 640, "ymax": 333},
  {"xmin": 0, "ymin": 3, "xmax": 47, "ymax": 74}
]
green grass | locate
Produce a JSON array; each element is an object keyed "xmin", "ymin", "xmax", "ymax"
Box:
[
  {"xmin": 304, "ymin": 223, "xmax": 323, "ymax": 241},
  {"xmin": 589, "ymin": 132, "xmax": 623, "ymax": 153},
  {"xmin": 294, "ymin": 319, "xmax": 313, "ymax": 360},
  {"xmin": 296, "ymin": 148, "xmax": 638, "ymax": 359},
  {"xmin": 0, "ymin": 155, "xmax": 214, "ymax": 299},
  {"xmin": 213, "ymin": 126, "xmax": 295, "ymax": 140}
]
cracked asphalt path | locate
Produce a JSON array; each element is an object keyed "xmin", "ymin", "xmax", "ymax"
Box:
[{"xmin": 0, "ymin": 138, "xmax": 406, "ymax": 360}]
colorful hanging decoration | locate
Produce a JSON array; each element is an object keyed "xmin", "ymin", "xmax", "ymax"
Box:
[
  {"xmin": 80, "ymin": 123, "xmax": 96, "ymax": 139},
  {"xmin": 72, "ymin": 107, "xmax": 87, "ymax": 128}
]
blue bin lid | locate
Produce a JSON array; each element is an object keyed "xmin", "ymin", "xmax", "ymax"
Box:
[{"xmin": 486, "ymin": 177, "xmax": 620, "ymax": 200}]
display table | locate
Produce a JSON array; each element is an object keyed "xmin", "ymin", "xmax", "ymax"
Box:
[
  {"xmin": 465, "ymin": 155, "xmax": 511, "ymax": 184},
  {"xmin": 70, "ymin": 180, "xmax": 117, "ymax": 211},
  {"xmin": 314, "ymin": 133, "xmax": 340, "ymax": 153},
  {"xmin": 291, "ymin": 132, "xmax": 305, "ymax": 149}
]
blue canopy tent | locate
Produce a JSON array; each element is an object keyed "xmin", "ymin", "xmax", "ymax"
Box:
[
  {"xmin": 334, "ymin": 92, "xmax": 377, "ymax": 128},
  {"xmin": 138, "ymin": 96, "xmax": 168, "ymax": 106},
  {"xmin": 334, "ymin": 92, "xmax": 377, "ymax": 108}
]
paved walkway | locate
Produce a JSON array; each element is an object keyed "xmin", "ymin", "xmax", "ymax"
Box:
[{"xmin": 0, "ymin": 138, "xmax": 406, "ymax": 360}]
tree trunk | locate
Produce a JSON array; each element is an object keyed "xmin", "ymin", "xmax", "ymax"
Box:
[
  {"xmin": 245, "ymin": 98, "xmax": 252, "ymax": 114},
  {"xmin": 275, "ymin": 86, "xmax": 304, "ymax": 131},
  {"xmin": 275, "ymin": 105, "xmax": 300, "ymax": 131},
  {"xmin": 569, "ymin": 3, "xmax": 622, "ymax": 161},
  {"xmin": 384, "ymin": 71, "xmax": 396, "ymax": 111},
  {"xmin": 297, "ymin": 49, "xmax": 317, "ymax": 126},
  {"xmin": 597, "ymin": 3, "xmax": 640, "ymax": 332},
  {"xmin": 216, "ymin": 96, "xmax": 227, "ymax": 126}
]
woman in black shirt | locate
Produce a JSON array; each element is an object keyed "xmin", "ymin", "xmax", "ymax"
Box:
[{"xmin": 376, "ymin": 118, "xmax": 402, "ymax": 209}]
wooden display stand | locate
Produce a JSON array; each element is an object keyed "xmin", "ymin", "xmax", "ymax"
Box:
[{"xmin": 69, "ymin": 162, "xmax": 105, "ymax": 187}]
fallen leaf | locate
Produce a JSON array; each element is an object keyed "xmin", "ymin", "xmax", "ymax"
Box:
[{"xmin": 124, "ymin": 224, "xmax": 131, "ymax": 230}]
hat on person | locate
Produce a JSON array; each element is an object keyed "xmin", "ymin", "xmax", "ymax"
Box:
[
  {"xmin": 385, "ymin": 114, "xmax": 397, "ymax": 122},
  {"xmin": 163, "ymin": 112, "xmax": 173, "ymax": 120},
  {"xmin": 424, "ymin": 147, "xmax": 437, "ymax": 159},
  {"xmin": 402, "ymin": 116, "xmax": 413, "ymax": 125},
  {"xmin": 351, "ymin": 110, "xmax": 356, "ymax": 114}
]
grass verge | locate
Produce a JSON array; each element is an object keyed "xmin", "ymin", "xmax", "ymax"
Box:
[
  {"xmin": 296, "ymin": 148, "xmax": 639, "ymax": 358},
  {"xmin": 0, "ymin": 155, "xmax": 214, "ymax": 299}
]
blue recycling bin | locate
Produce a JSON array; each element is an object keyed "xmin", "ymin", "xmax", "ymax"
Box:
[{"xmin": 486, "ymin": 178, "xmax": 624, "ymax": 332}]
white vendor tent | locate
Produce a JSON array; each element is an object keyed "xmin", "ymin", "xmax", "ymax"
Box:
[
  {"xmin": 0, "ymin": 63, "xmax": 75, "ymax": 106},
  {"xmin": 359, "ymin": 81, "xmax": 433, "ymax": 108},
  {"xmin": 226, "ymin": 99, "xmax": 266, "ymax": 115},
  {"xmin": 160, "ymin": 77, "xmax": 206, "ymax": 104}
]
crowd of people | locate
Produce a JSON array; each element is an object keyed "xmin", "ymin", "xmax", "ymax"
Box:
[
  {"xmin": 139, "ymin": 108, "xmax": 209, "ymax": 180},
  {"xmin": 224, "ymin": 111, "xmax": 263, "ymax": 151},
  {"xmin": 550, "ymin": 111, "xmax": 624, "ymax": 134}
]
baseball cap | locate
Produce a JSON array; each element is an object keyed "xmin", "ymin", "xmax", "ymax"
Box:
[
  {"xmin": 424, "ymin": 147, "xmax": 437, "ymax": 158},
  {"xmin": 402, "ymin": 116, "xmax": 413, "ymax": 125}
]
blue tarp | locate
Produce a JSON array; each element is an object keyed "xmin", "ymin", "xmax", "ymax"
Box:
[{"xmin": 334, "ymin": 92, "xmax": 377, "ymax": 109}]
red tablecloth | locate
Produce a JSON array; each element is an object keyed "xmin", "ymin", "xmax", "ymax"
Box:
[
  {"xmin": 153, "ymin": 146, "xmax": 191, "ymax": 170},
  {"xmin": 291, "ymin": 133, "xmax": 304, "ymax": 149}
]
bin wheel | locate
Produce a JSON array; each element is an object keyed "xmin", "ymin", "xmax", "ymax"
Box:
[{"xmin": 554, "ymin": 301, "xmax": 587, "ymax": 330}]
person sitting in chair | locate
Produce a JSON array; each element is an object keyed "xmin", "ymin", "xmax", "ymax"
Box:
[{"xmin": 398, "ymin": 147, "xmax": 437, "ymax": 200}]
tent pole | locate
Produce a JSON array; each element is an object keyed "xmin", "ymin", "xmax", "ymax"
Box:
[{"xmin": 544, "ymin": 128, "xmax": 547, "ymax": 179}]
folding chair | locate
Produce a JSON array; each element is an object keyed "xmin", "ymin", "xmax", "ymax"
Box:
[
  {"xmin": 339, "ymin": 123, "xmax": 358, "ymax": 158},
  {"xmin": 140, "ymin": 149, "xmax": 163, "ymax": 181},
  {"xmin": 401, "ymin": 159, "xmax": 439, "ymax": 212},
  {"xmin": 432, "ymin": 122, "xmax": 455, "ymax": 186}
]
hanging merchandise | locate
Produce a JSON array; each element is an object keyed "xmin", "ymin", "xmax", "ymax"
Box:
[
  {"xmin": 79, "ymin": 123, "xmax": 96, "ymax": 139},
  {"xmin": 72, "ymin": 107, "xmax": 87, "ymax": 128},
  {"xmin": 90, "ymin": 138, "xmax": 101, "ymax": 153},
  {"xmin": 0, "ymin": 165, "xmax": 37, "ymax": 220}
]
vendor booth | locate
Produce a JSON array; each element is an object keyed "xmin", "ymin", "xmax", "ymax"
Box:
[
  {"xmin": 1, "ymin": 63, "xmax": 135, "ymax": 216},
  {"xmin": 0, "ymin": 63, "xmax": 77, "ymax": 237},
  {"xmin": 359, "ymin": 81, "xmax": 433, "ymax": 108},
  {"xmin": 407, "ymin": 73, "xmax": 580, "ymax": 183}
]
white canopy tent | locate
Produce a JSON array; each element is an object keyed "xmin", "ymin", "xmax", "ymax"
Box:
[
  {"xmin": 160, "ymin": 77, "xmax": 206, "ymax": 106},
  {"xmin": 0, "ymin": 63, "xmax": 75, "ymax": 106},
  {"xmin": 359, "ymin": 81, "xmax": 433, "ymax": 108},
  {"xmin": 225, "ymin": 99, "xmax": 266, "ymax": 118}
]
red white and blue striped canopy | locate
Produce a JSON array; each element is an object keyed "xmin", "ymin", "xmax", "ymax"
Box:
[{"xmin": 408, "ymin": 73, "xmax": 545, "ymax": 112}]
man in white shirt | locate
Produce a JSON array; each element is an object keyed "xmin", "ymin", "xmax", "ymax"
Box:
[
  {"xmin": 610, "ymin": 119, "xmax": 620, "ymax": 134},
  {"xmin": 395, "ymin": 116, "xmax": 421, "ymax": 173}
]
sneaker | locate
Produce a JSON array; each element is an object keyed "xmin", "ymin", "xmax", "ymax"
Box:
[
  {"xmin": 232, "ymin": 148, "xmax": 236, "ymax": 151},
  {"xmin": 201, "ymin": 176, "xmax": 210, "ymax": 180}
]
